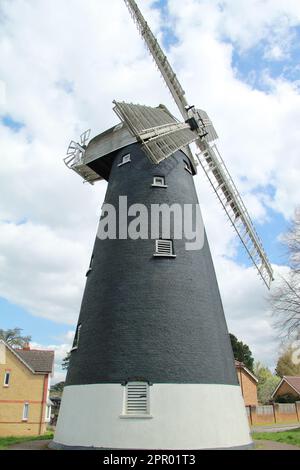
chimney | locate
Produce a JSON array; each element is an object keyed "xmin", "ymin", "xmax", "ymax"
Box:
[{"xmin": 22, "ymin": 342, "xmax": 31, "ymax": 351}]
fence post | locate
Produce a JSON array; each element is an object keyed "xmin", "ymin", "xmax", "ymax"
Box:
[
  {"xmin": 296, "ymin": 401, "xmax": 300, "ymax": 422},
  {"xmin": 248, "ymin": 406, "xmax": 253, "ymax": 425},
  {"xmin": 250, "ymin": 406, "xmax": 257, "ymax": 425},
  {"xmin": 273, "ymin": 403, "xmax": 278, "ymax": 423}
]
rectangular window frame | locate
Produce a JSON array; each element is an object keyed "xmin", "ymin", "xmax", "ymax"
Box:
[
  {"xmin": 22, "ymin": 403, "xmax": 29, "ymax": 421},
  {"xmin": 71, "ymin": 323, "xmax": 82, "ymax": 351},
  {"xmin": 153, "ymin": 239, "xmax": 176, "ymax": 258},
  {"xmin": 120, "ymin": 381, "xmax": 152, "ymax": 419},
  {"xmin": 46, "ymin": 405, "xmax": 51, "ymax": 422},
  {"xmin": 118, "ymin": 154, "xmax": 131, "ymax": 167},
  {"xmin": 151, "ymin": 176, "xmax": 167, "ymax": 188},
  {"xmin": 3, "ymin": 371, "xmax": 10, "ymax": 387}
]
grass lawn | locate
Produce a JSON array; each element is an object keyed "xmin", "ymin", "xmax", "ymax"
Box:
[
  {"xmin": 0, "ymin": 431, "xmax": 53, "ymax": 450},
  {"xmin": 253, "ymin": 428, "xmax": 300, "ymax": 448}
]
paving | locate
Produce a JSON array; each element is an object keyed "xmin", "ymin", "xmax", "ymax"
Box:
[
  {"xmin": 254, "ymin": 439, "xmax": 300, "ymax": 450},
  {"xmin": 5, "ymin": 439, "xmax": 51, "ymax": 450},
  {"xmin": 4, "ymin": 438, "xmax": 300, "ymax": 451},
  {"xmin": 252, "ymin": 424, "xmax": 300, "ymax": 433}
]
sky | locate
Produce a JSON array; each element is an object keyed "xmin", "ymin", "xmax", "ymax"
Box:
[{"xmin": 0, "ymin": 0, "xmax": 300, "ymax": 384}]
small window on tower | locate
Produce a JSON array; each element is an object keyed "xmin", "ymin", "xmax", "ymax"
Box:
[
  {"xmin": 71, "ymin": 324, "xmax": 82, "ymax": 351},
  {"xmin": 121, "ymin": 382, "xmax": 152, "ymax": 418},
  {"xmin": 184, "ymin": 160, "xmax": 192, "ymax": 174},
  {"xmin": 3, "ymin": 371, "xmax": 10, "ymax": 387},
  {"xmin": 153, "ymin": 239, "xmax": 176, "ymax": 258},
  {"xmin": 152, "ymin": 176, "xmax": 167, "ymax": 188},
  {"xmin": 118, "ymin": 154, "xmax": 131, "ymax": 167},
  {"xmin": 86, "ymin": 254, "xmax": 94, "ymax": 277}
]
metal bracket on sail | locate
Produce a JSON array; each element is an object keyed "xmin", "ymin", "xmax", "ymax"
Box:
[{"xmin": 192, "ymin": 109, "xmax": 218, "ymax": 143}]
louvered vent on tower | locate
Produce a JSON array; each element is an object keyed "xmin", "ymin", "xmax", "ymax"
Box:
[
  {"xmin": 124, "ymin": 382, "xmax": 150, "ymax": 416},
  {"xmin": 153, "ymin": 240, "xmax": 175, "ymax": 257}
]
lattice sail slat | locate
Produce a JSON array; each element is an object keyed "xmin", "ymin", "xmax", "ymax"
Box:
[{"xmin": 113, "ymin": 101, "xmax": 197, "ymax": 164}]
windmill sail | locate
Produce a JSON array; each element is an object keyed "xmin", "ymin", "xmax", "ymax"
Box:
[
  {"xmin": 197, "ymin": 144, "xmax": 273, "ymax": 288},
  {"xmin": 194, "ymin": 109, "xmax": 218, "ymax": 143},
  {"xmin": 124, "ymin": 0, "xmax": 189, "ymax": 120},
  {"xmin": 124, "ymin": 0, "xmax": 273, "ymax": 288},
  {"xmin": 113, "ymin": 101, "xmax": 197, "ymax": 164}
]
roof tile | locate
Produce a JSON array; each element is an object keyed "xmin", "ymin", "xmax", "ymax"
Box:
[
  {"xmin": 284, "ymin": 376, "xmax": 300, "ymax": 394},
  {"xmin": 14, "ymin": 349, "xmax": 54, "ymax": 373}
]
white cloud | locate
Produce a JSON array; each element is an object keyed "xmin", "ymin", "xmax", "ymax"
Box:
[
  {"xmin": 168, "ymin": 17, "xmax": 300, "ymax": 218},
  {"xmin": 264, "ymin": 45, "xmax": 285, "ymax": 61},
  {"xmin": 0, "ymin": 221, "xmax": 90, "ymax": 324},
  {"xmin": 169, "ymin": 0, "xmax": 300, "ymax": 52},
  {"xmin": 0, "ymin": 79, "xmax": 5, "ymax": 106},
  {"xmin": 215, "ymin": 259, "xmax": 292, "ymax": 369},
  {"xmin": 1, "ymin": 0, "xmax": 300, "ymax": 370}
]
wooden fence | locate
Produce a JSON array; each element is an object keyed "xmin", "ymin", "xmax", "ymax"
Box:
[{"xmin": 246, "ymin": 401, "xmax": 300, "ymax": 426}]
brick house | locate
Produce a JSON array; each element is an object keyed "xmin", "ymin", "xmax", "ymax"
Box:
[
  {"xmin": 235, "ymin": 361, "xmax": 258, "ymax": 406},
  {"xmin": 0, "ymin": 339, "xmax": 54, "ymax": 437},
  {"xmin": 271, "ymin": 376, "xmax": 300, "ymax": 401}
]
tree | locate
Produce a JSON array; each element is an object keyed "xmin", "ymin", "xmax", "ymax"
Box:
[
  {"xmin": 50, "ymin": 381, "xmax": 65, "ymax": 395},
  {"xmin": 275, "ymin": 346, "xmax": 300, "ymax": 377},
  {"xmin": 271, "ymin": 207, "xmax": 300, "ymax": 339},
  {"xmin": 254, "ymin": 362, "xmax": 280, "ymax": 404},
  {"xmin": 0, "ymin": 328, "xmax": 31, "ymax": 348},
  {"xmin": 229, "ymin": 333, "xmax": 254, "ymax": 372},
  {"xmin": 274, "ymin": 394, "xmax": 298, "ymax": 403}
]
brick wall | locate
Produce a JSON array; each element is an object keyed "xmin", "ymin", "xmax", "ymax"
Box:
[
  {"xmin": 0, "ymin": 346, "xmax": 48, "ymax": 436},
  {"xmin": 236, "ymin": 367, "xmax": 258, "ymax": 406},
  {"xmin": 274, "ymin": 381, "xmax": 300, "ymax": 398}
]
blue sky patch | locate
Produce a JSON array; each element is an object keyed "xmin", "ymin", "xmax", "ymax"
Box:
[
  {"xmin": 234, "ymin": 209, "xmax": 289, "ymax": 268},
  {"xmin": 0, "ymin": 297, "xmax": 72, "ymax": 345},
  {"xmin": 153, "ymin": 0, "xmax": 178, "ymax": 49},
  {"xmin": 2, "ymin": 114, "xmax": 24, "ymax": 132},
  {"xmin": 231, "ymin": 26, "xmax": 300, "ymax": 92}
]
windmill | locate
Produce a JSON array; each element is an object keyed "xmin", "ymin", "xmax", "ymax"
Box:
[{"xmin": 53, "ymin": 0, "xmax": 273, "ymax": 450}]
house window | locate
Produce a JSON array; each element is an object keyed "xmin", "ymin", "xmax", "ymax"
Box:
[
  {"xmin": 71, "ymin": 323, "xmax": 82, "ymax": 351},
  {"xmin": 22, "ymin": 403, "xmax": 29, "ymax": 421},
  {"xmin": 152, "ymin": 176, "xmax": 167, "ymax": 188},
  {"xmin": 153, "ymin": 239, "xmax": 176, "ymax": 258},
  {"xmin": 184, "ymin": 160, "xmax": 193, "ymax": 174},
  {"xmin": 121, "ymin": 382, "xmax": 151, "ymax": 418},
  {"xmin": 118, "ymin": 154, "xmax": 131, "ymax": 167},
  {"xmin": 3, "ymin": 371, "xmax": 10, "ymax": 387}
]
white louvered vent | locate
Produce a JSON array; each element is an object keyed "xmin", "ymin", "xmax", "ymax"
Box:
[
  {"xmin": 125, "ymin": 382, "xmax": 149, "ymax": 416},
  {"xmin": 154, "ymin": 239, "xmax": 175, "ymax": 257}
]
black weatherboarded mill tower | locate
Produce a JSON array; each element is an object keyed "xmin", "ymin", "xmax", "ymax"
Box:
[{"xmin": 53, "ymin": 0, "xmax": 273, "ymax": 450}]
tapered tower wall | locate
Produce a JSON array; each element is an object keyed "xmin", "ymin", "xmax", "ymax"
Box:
[{"xmin": 53, "ymin": 143, "xmax": 252, "ymax": 449}]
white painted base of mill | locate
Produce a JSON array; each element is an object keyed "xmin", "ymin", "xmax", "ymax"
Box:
[{"xmin": 53, "ymin": 383, "xmax": 252, "ymax": 450}]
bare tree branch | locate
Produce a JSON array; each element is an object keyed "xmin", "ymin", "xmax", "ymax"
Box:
[{"xmin": 270, "ymin": 207, "xmax": 300, "ymax": 339}]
